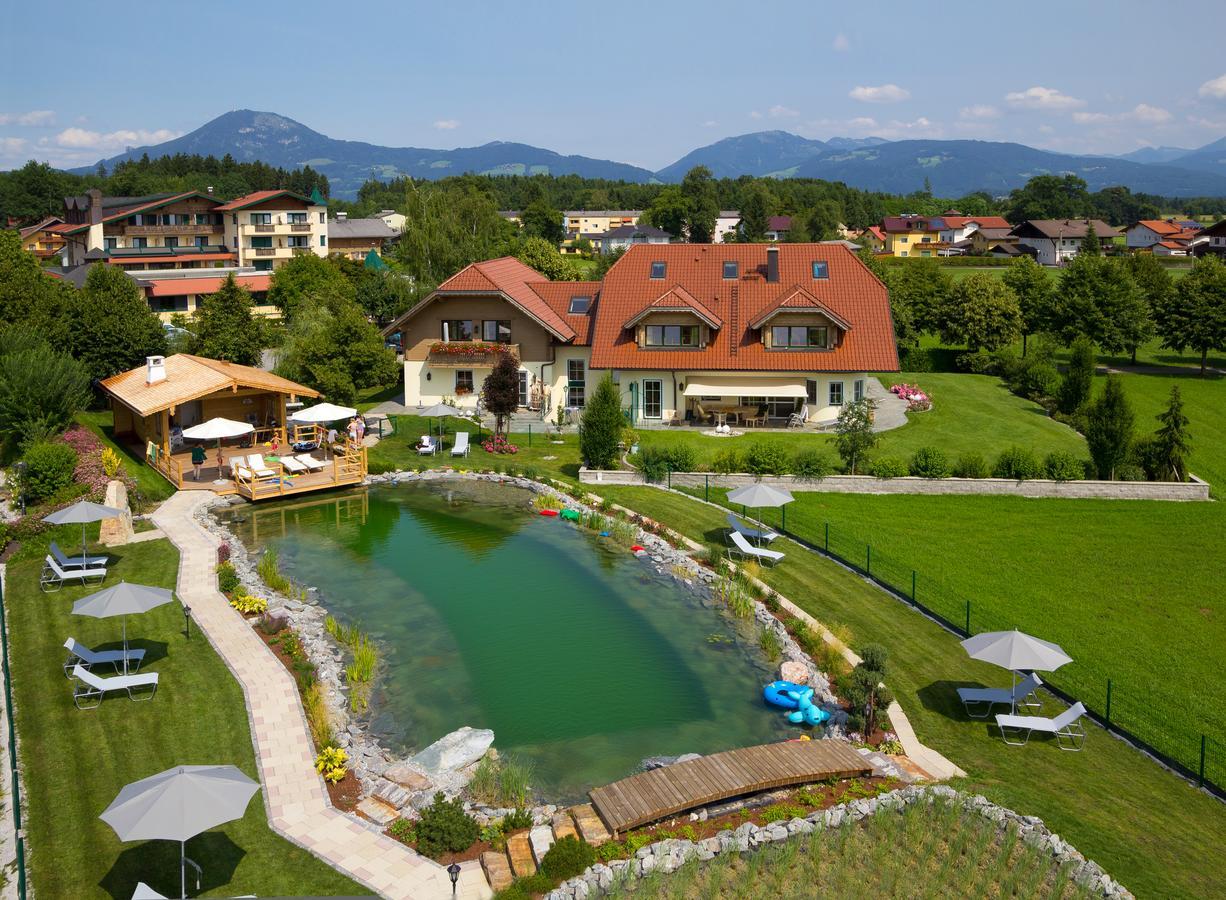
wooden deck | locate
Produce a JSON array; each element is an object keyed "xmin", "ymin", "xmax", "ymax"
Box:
[{"xmin": 589, "ymin": 740, "xmax": 871, "ymax": 834}]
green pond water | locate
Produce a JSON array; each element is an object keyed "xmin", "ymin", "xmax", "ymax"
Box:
[{"xmin": 217, "ymin": 480, "xmax": 791, "ymax": 801}]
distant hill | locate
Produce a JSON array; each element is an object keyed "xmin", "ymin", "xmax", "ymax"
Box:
[
  {"xmin": 1115, "ymin": 145, "xmax": 1195, "ymax": 165},
  {"xmin": 1156, "ymin": 136, "xmax": 1226, "ymax": 180},
  {"xmin": 654, "ymin": 131, "xmax": 888, "ymax": 180},
  {"xmin": 75, "ymin": 110, "xmax": 657, "ymax": 197}
]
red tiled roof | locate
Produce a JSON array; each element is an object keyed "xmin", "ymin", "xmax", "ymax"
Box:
[
  {"xmin": 590, "ymin": 244, "xmax": 897, "ymax": 372},
  {"xmin": 213, "ymin": 189, "xmax": 314, "ymax": 212},
  {"xmin": 1155, "ymin": 240, "xmax": 1187, "ymax": 250},
  {"xmin": 143, "ymin": 274, "xmax": 272, "ymax": 297},
  {"xmin": 1133, "ymin": 219, "xmax": 1183, "ymax": 236},
  {"xmin": 622, "ymin": 285, "xmax": 723, "ymax": 330},
  {"xmin": 528, "ymin": 281, "xmax": 600, "ymax": 344},
  {"xmin": 748, "ymin": 285, "xmax": 853, "ymax": 331}
]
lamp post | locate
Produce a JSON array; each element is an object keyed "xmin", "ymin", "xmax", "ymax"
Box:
[
  {"xmin": 13, "ymin": 461, "xmax": 26, "ymax": 515},
  {"xmin": 447, "ymin": 862, "xmax": 461, "ymax": 896},
  {"xmin": 183, "ymin": 604, "xmax": 192, "ymax": 640}
]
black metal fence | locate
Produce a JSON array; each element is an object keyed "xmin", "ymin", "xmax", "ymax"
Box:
[{"xmin": 0, "ymin": 576, "xmax": 28, "ymax": 897}]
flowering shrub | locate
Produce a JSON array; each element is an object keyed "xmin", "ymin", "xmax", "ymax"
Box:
[
  {"xmin": 429, "ymin": 341, "xmax": 501, "ymax": 358},
  {"xmin": 890, "ymin": 382, "xmax": 931, "ymax": 412},
  {"xmin": 59, "ymin": 426, "xmax": 103, "ymax": 456},
  {"xmin": 59, "ymin": 427, "xmax": 134, "ymax": 500},
  {"xmin": 229, "ymin": 592, "xmax": 268, "ymax": 615},
  {"xmin": 217, "ymin": 542, "xmax": 232, "ymax": 565},
  {"xmin": 101, "ymin": 447, "xmax": 122, "ymax": 478},
  {"xmin": 481, "ymin": 434, "xmax": 519, "ymax": 454},
  {"xmin": 315, "ymin": 746, "xmax": 349, "ymax": 783}
]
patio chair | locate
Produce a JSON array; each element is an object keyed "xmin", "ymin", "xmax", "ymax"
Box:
[
  {"xmin": 787, "ymin": 405, "xmax": 810, "ymax": 429},
  {"xmin": 279, "ymin": 456, "xmax": 309, "ymax": 475},
  {"xmin": 744, "ymin": 404, "xmax": 769, "ymax": 428},
  {"xmin": 726, "ymin": 530, "xmax": 785, "ymax": 565},
  {"xmin": 50, "ymin": 540, "xmax": 108, "ymax": 571},
  {"xmin": 957, "ymin": 671, "xmax": 1043, "ymax": 718},
  {"xmin": 726, "ymin": 512, "xmax": 779, "ymax": 543},
  {"xmin": 694, "ymin": 402, "xmax": 713, "ymax": 426},
  {"xmin": 416, "ymin": 436, "xmax": 437, "ymax": 456},
  {"xmin": 69, "ymin": 663, "xmax": 159, "ymax": 709},
  {"xmin": 295, "ymin": 454, "xmax": 326, "ymax": 472},
  {"xmin": 995, "ymin": 701, "xmax": 1087, "ymax": 751},
  {"xmin": 63, "ymin": 637, "xmax": 144, "ymax": 677},
  {"xmin": 451, "ymin": 431, "xmax": 470, "ymax": 457},
  {"xmin": 40, "ymin": 555, "xmax": 107, "ymax": 593},
  {"xmin": 246, "ymin": 453, "xmax": 277, "ymax": 479}
]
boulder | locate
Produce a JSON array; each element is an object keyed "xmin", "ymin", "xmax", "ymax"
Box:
[
  {"xmin": 383, "ymin": 763, "xmax": 432, "ymax": 792},
  {"xmin": 356, "ymin": 797, "xmax": 399, "ymax": 826},
  {"xmin": 777, "ymin": 660, "xmax": 810, "ymax": 685},
  {"xmin": 98, "ymin": 481, "xmax": 134, "ymax": 546},
  {"xmin": 409, "ymin": 726, "xmax": 495, "ymax": 780}
]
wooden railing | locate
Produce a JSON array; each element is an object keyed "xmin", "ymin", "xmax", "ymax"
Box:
[{"xmin": 150, "ymin": 446, "xmax": 185, "ymax": 489}]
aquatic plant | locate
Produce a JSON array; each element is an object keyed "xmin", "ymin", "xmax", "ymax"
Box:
[
  {"xmin": 257, "ymin": 546, "xmax": 294, "ymax": 595},
  {"xmin": 758, "ymin": 626, "xmax": 783, "ymax": 663},
  {"xmin": 303, "ymin": 680, "xmax": 333, "ymax": 750}
]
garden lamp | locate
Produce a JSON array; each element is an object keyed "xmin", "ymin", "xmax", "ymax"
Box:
[
  {"xmin": 183, "ymin": 603, "xmax": 192, "ymax": 640},
  {"xmin": 448, "ymin": 862, "xmax": 461, "ymax": 896}
]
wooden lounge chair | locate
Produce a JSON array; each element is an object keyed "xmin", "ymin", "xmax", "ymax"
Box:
[
  {"xmin": 996, "ymin": 701, "xmax": 1087, "ymax": 751},
  {"xmin": 70, "ymin": 663, "xmax": 159, "ymax": 708},
  {"xmin": 40, "ymin": 555, "xmax": 107, "ymax": 593},
  {"xmin": 726, "ymin": 530, "xmax": 785, "ymax": 565},
  {"xmin": 957, "ymin": 672, "xmax": 1043, "ymax": 718},
  {"xmin": 50, "ymin": 540, "xmax": 108, "ymax": 571},
  {"xmin": 727, "ymin": 512, "xmax": 779, "ymax": 543},
  {"xmin": 63, "ymin": 637, "xmax": 144, "ymax": 677}
]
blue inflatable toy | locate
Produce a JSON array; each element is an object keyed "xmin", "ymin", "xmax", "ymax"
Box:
[{"xmin": 763, "ymin": 680, "xmax": 831, "ymax": 726}]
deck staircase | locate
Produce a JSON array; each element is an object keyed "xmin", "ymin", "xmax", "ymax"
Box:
[{"xmin": 482, "ymin": 803, "xmax": 612, "ymax": 892}]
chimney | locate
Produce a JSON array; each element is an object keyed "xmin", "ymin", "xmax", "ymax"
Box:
[
  {"xmin": 766, "ymin": 245, "xmax": 779, "ymax": 283},
  {"xmin": 87, "ymin": 188, "xmax": 103, "ymax": 225},
  {"xmin": 146, "ymin": 355, "xmax": 167, "ymax": 386},
  {"xmin": 337, "ymin": 211, "xmax": 347, "ymax": 221},
  {"xmin": 207, "ymin": 185, "xmax": 214, "ymax": 195}
]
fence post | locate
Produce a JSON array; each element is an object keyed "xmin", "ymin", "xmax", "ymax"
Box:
[
  {"xmin": 824, "ymin": 522, "xmax": 829, "ymax": 552},
  {"xmin": 911, "ymin": 571, "xmax": 916, "ymax": 604},
  {"xmin": 1, "ymin": 574, "xmax": 27, "ymax": 900},
  {"xmin": 1105, "ymin": 679, "xmax": 1112, "ymax": 727},
  {"xmin": 527, "ymin": 424, "xmax": 532, "ymax": 447},
  {"xmin": 965, "ymin": 600, "xmax": 971, "ymax": 635},
  {"xmin": 781, "ymin": 505, "xmax": 786, "ymax": 532},
  {"xmin": 1200, "ymin": 735, "xmax": 1207, "ymax": 788},
  {"xmin": 666, "ymin": 464, "xmax": 672, "ymax": 490},
  {"xmin": 704, "ymin": 474, "xmax": 709, "ymax": 503}
]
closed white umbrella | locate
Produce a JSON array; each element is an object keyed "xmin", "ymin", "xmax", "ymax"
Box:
[
  {"xmin": 961, "ymin": 629, "xmax": 1073, "ymax": 712},
  {"xmin": 73, "ymin": 581, "xmax": 174, "ymax": 674},
  {"xmin": 43, "ymin": 500, "xmax": 124, "ymax": 562},
  {"xmin": 182, "ymin": 418, "xmax": 254, "ymax": 484},
  {"xmin": 289, "ymin": 402, "xmax": 357, "ymax": 424},
  {"xmin": 100, "ymin": 765, "xmax": 259, "ymax": 900},
  {"xmin": 726, "ymin": 483, "xmax": 794, "ymax": 542}
]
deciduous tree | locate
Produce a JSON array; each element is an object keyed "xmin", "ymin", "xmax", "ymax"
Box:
[
  {"xmin": 521, "ymin": 198, "xmax": 564, "ymax": 244},
  {"xmin": 1053, "ymin": 256, "xmax": 1152, "ymax": 355},
  {"xmin": 514, "ymin": 236, "xmax": 581, "ymax": 280},
  {"xmin": 1002, "ymin": 256, "xmax": 1054, "ymax": 355},
  {"xmin": 834, "ymin": 398, "xmax": 877, "ymax": 475},
  {"xmin": 71, "ymin": 264, "xmax": 166, "ymax": 381},
  {"xmin": 680, "ymin": 166, "xmax": 718, "ymax": 243},
  {"xmin": 481, "ymin": 352, "xmax": 521, "ymax": 436},
  {"xmin": 1152, "ymin": 255, "xmax": 1226, "ymax": 375},
  {"xmin": 939, "ymin": 273, "xmax": 1021, "ymax": 351}
]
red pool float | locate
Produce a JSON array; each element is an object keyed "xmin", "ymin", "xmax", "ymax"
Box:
[
  {"xmin": 630, "ymin": 544, "xmax": 645, "ymax": 552},
  {"xmin": 539, "ymin": 509, "xmax": 559, "ymax": 517}
]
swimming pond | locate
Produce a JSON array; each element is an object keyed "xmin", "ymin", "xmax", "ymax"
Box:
[{"xmin": 218, "ymin": 480, "xmax": 791, "ymax": 801}]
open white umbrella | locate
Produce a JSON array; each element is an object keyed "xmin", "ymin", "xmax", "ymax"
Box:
[
  {"xmin": 100, "ymin": 764, "xmax": 259, "ymax": 900},
  {"xmin": 73, "ymin": 581, "xmax": 174, "ymax": 674},
  {"xmin": 182, "ymin": 418, "xmax": 254, "ymax": 484},
  {"xmin": 417, "ymin": 402, "xmax": 463, "ymax": 444},
  {"xmin": 727, "ymin": 483, "xmax": 794, "ymax": 541},
  {"xmin": 288, "ymin": 402, "xmax": 357, "ymax": 424},
  {"xmin": 43, "ymin": 500, "xmax": 124, "ymax": 562},
  {"xmin": 961, "ymin": 629, "xmax": 1073, "ymax": 712}
]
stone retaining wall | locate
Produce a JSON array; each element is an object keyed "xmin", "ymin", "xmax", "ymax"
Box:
[
  {"xmin": 579, "ymin": 468, "xmax": 1211, "ymax": 501},
  {"xmin": 544, "ymin": 785, "xmax": 1132, "ymax": 899}
]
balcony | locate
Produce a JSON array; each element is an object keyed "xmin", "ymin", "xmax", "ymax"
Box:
[
  {"xmin": 291, "ymin": 246, "xmax": 314, "ymax": 255},
  {"xmin": 290, "ymin": 223, "xmax": 312, "ymax": 232},
  {"xmin": 426, "ymin": 341, "xmax": 519, "ymax": 367},
  {"xmin": 254, "ymin": 248, "xmax": 276, "ymax": 257},
  {"xmin": 254, "ymin": 224, "xmax": 275, "ymax": 233},
  {"xmin": 123, "ymin": 223, "xmax": 223, "ymax": 235}
]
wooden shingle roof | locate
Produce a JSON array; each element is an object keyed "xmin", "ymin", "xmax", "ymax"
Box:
[{"xmin": 99, "ymin": 354, "xmax": 318, "ymax": 417}]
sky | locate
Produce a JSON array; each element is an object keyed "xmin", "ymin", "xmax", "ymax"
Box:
[{"xmin": 4, "ymin": 1, "xmax": 1226, "ymax": 172}]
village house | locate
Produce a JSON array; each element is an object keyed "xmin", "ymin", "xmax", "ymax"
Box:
[
  {"xmin": 1123, "ymin": 219, "xmax": 1201, "ymax": 254},
  {"xmin": 1008, "ymin": 219, "xmax": 1122, "ymax": 265},
  {"xmin": 596, "ymin": 223, "xmax": 671, "ymax": 254},
  {"xmin": 19, "ymin": 215, "xmax": 68, "ymax": 262},
  {"xmin": 563, "ymin": 210, "xmax": 641, "ymax": 238},
  {"xmin": 880, "ymin": 215, "xmax": 946, "ymax": 257},
  {"xmin": 326, "ymin": 212, "xmax": 400, "ymax": 262}
]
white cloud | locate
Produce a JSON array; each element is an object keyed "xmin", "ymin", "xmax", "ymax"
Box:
[
  {"xmin": 832, "ymin": 33, "xmax": 850, "ymax": 52},
  {"xmin": 959, "ymin": 104, "xmax": 1000, "ymax": 120},
  {"xmin": 55, "ymin": 126, "xmax": 181, "ymax": 150},
  {"xmin": 768, "ymin": 105, "xmax": 799, "ymax": 119},
  {"xmin": 849, "ymin": 83, "xmax": 910, "ymax": 104},
  {"xmin": 0, "ymin": 110, "xmax": 56, "ymax": 127},
  {"xmin": 701, "ymin": 120, "xmax": 719, "ymax": 127},
  {"xmin": 749, "ymin": 110, "xmax": 763, "ymax": 119},
  {"xmin": 0, "ymin": 137, "xmax": 28, "ymax": 153},
  {"xmin": 1038, "ymin": 124, "xmax": 1055, "ymax": 134},
  {"xmin": 1131, "ymin": 103, "xmax": 1172, "ymax": 124},
  {"xmin": 1004, "ymin": 86, "xmax": 1085, "ymax": 111},
  {"xmin": 1198, "ymin": 73, "xmax": 1226, "ymax": 100},
  {"xmin": 432, "ymin": 119, "xmax": 460, "ymax": 130},
  {"xmin": 848, "ymin": 117, "xmax": 878, "ymax": 129},
  {"xmin": 1072, "ymin": 112, "xmax": 1111, "ymax": 124},
  {"xmin": 1073, "ymin": 104, "xmax": 1173, "ymax": 126}
]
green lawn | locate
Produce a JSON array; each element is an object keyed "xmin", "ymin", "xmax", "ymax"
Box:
[
  {"xmin": 3, "ymin": 531, "xmax": 363, "ymax": 898},
  {"xmin": 75, "ymin": 410, "xmax": 177, "ymax": 505}
]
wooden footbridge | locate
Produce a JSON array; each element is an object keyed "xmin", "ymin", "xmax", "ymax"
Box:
[{"xmin": 589, "ymin": 739, "xmax": 871, "ymax": 834}]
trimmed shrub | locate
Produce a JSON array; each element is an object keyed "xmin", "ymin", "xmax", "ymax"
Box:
[
  {"xmin": 951, "ymin": 452, "xmax": 989, "ymax": 479},
  {"xmin": 501, "ymin": 807, "xmax": 533, "ymax": 831},
  {"xmin": 869, "ymin": 456, "xmax": 908, "ymax": 479},
  {"xmin": 216, "ymin": 561, "xmax": 240, "ymax": 594},
  {"xmin": 22, "ymin": 441, "xmax": 78, "ymax": 501},
  {"xmin": 415, "ymin": 792, "xmax": 480, "ymax": 860},
  {"xmin": 791, "ymin": 449, "xmax": 833, "ymax": 480},
  {"xmin": 908, "ymin": 446, "xmax": 950, "ymax": 479},
  {"xmin": 1044, "ymin": 451, "xmax": 1085, "ymax": 482},
  {"xmin": 993, "ymin": 446, "xmax": 1042, "ymax": 480},
  {"xmin": 957, "ymin": 348, "xmax": 997, "ymax": 375},
  {"xmin": 710, "ymin": 447, "xmax": 745, "ymax": 474},
  {"xmin": 745, "ymin": 441, "xmax": 790, "ymax": 476},
  {"xmin": 637, "ymin": 445, "xmax": 696, "ymax": 482},
  {"xmin": 539, "ymin": 835, "xmax": 596, "ymax": 882},
  {"xmin": 1116, "ymin": 463, "xmax": 1147, "ymax": 482}
]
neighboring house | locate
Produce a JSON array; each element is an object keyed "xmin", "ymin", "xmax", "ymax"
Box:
[
  {"xmin": 498, "ymin": 210, "xmax": 522, "ymax": 226},
  {"xmin": 1152, "ymin": 241, "xmax": 1191, "ymax": 257},
  {"xmin": 938, "ymin": 215, "xmax": 1011, "ymax": 245},
  {"xmin": 376, "ymin": 209, "xmax": 407, "ymax": 231},
  {"xmin": 597, "ymin": 224, "xmax": 671, "ymax": 254},
  {"xmin": 967, "ymin": 227, "xmax": 1020, "ymax": 256},
  {"xmin": 327, "ymin": 212, "xmax": 399, "ymax": 261},
  {"xmin": 714, "ymin": 210, "xmax": 741, "ymax": 243},
  {"xmin": 764, "ymin": 216, "xmax": 792, "ymax": 242},
  {"xmin": 383, "ymin": 243, "xmax": 898, "ymax": 427},
  {"xmin": 1123, "ymin": 219, "xmax": 1201, "ymax": 252},
  {"xmin": 880, "ymin": 215, "xmax": 946, "ymax": 257},
  {"xmin": 1194, "ymin": 218, "xmax": 1226, "ymax": 257},
  {"xmin": 1009, "ymin": 219, "xmax": 1122, "ymax": 266},
  {"xmin": 19, "ymin": 215, "xmax": 67, "ymax": 262},
  {"xmin": 214, "ymin": 189, "xmax": 329, "ymax": 270},
  {"xmin": 564, "ymin": 210, "xmax": 641, "ymax": 238},
  {"xmin": 47, "ymin": 262, "xmax": 276, "ymax": 322},
  {"xmin": 854, "ymin": 226, "xmax": 885, "ymax": 252}
]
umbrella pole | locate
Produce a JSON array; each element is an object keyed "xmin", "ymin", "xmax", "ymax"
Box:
[
  {"xmin": 82, "ymin": 521, "xmax": 88, "ymax": 562},
  {"xmin": 181, "ymin": 839, "xmax": 186, "ymax": 900},
  {"xmin": 123, "ymin": 617, "xmax": 128, "ymax": 676}
]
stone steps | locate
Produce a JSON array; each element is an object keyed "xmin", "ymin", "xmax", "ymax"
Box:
[
  {"xmin": 569, "ymin": 803, "xmax": 612, "ymax": 846},
  {"xmin": 529, "ymin": 824, "xmax": 555, "ymax": 864},
  {"xmin": 551, "ymin": 811, "xmax": 578, "ymax": 842},
  {"xmin": 506, "ymin": 831, "xmax": 537, "ymax": 878},
  {"xmin": 480, "ymin": 850, "xmax": 513, "ymax": 892}
]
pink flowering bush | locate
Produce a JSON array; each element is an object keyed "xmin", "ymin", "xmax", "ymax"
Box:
[
  {"xmin": 59, "ymin": 426, "xmax": 135, "ymax": 500},
  {"xmin": 481, "ymin": 435, "xmax": 519, "ymax": 455},
  {"xmin": 890, "ymin": 382, "xmax": 932, "ymax": 412},
  {"xmin": 59, "ymin": 426, "xmax": 103, "ymax": 456}
]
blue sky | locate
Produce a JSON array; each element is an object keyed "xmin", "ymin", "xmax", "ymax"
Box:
[{"xmin": 3, "ymin": 1, "xmax": 1226, "ymax": 171}]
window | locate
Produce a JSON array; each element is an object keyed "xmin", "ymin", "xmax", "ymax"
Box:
[
  {"xmin": 650, "ymin": 261, "xmax": 666, "ymax": 279},
  {"xmin": 287, "ymin": 212, "xmax": 308, "ymax": 224},
  {"xmin": 320, "ymin": 235, "xmax": 326, "ymax": 246},
  {"xmin": 722, "ymin": 261, "xmax": 738, "ymax": 279},
  {"xmin": 319, "ymin": 212, "xmax": 326, "ymax": 224},
  {"xmin": 829, "ymin": 381, "xmax": 844, "ymax": 406},
  {"xmin": 811, "ymin": 261, "xmax": 829, "ymax": 279},
  {"xmin": 442, "ymin": 320, "xmax": 474, "ymax": 341},
  {"xmin": 254, "ymin": 260, "xmax": 273, "ymax": 271},
  {"xmin": 899, "ymin": 236, "xmax": 908, "ymax": 243},
  {"xmin": 104, "ymin": 237, "xmax": 117, "ymax": 250},
  {"xmin": 194, "ymin": 236, "xmax": 208, "ymax": 249},
  {"xmin": 740, "ymin": 396, "xmax": 798, "ymax": 417},
  {"xmin": 249, "ymin": 213, "xmax": 271, "ymax": 225},
  {"xmin": 250, "ymin": 236, "xmax": 272, "ymax": 249},
  {"xmin": 568, "ymin": 296, "xmax": 591, "ymax": 314},
  {"xmin": 482, "ymin": 320, "xmax": 512, "ymax": 343},
  {"xmin": 644, "ymin": 324, "xmax": 699, "ymax": 347},
  {"xmin": 853, "ymin": 379, "xmax": 865, "ymax": 402},
  {"xmin": 195, "ymin": 213, "xmax": 210, "ymax": 225},
  {"xmin": 455, "ymin": 370, "xmax": 474, "ymax": 395},
  {"xmin": 567, "ymin": 359, "xmax": 586, "ymax": 407},
  {"xmin": 643, "ymin": 379, "xmax": 662, "ymax": 419},
  {"xmin": 770, "ymin": 325, "xmax": 827, "ymax": 348},
  {"xmin": 806, "ymin": 379, "xmax": 818, "ymax": 405},
  {"xmin": 921, "ymin": 236, "xmax": 932, "ymax": 243},
  {"xmin": 133, "ymin": 237, "xmax": 148, "ymax": 249},
  {"xmin": 163, "ymin": 237, "xmax": 178, "ymax": 249},
  {"xmin": 518, "ymin": 371, "xmax": 529, "ymax": 407}
]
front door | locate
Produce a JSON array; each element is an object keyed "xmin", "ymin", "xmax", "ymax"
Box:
[
  {"xmin": 643, "ymin": 379, "xmax": 662, "ymax": 419},
  {"xmin": 518, "ymin": 371, "xmax": 529, "ymax": 407}
]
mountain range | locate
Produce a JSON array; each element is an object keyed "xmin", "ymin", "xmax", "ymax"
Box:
[{"xmin": 74, "ymin": 109, "xmax": 1226, "ymax": 199}]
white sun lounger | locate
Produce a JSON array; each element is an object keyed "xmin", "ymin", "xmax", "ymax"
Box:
[
  {"xmin": 451, "ymin": 431, "xmax": 470, "ymax": 457},
  {"xmin": 726, "ymin": 529, "xmax": 785, "ymax": 565},
  {"xmin": 246, "ymin": 453, "xmax": 277, "ymax": 478},
  {"xmin": 957, "ymin": 671, "xmax": 1043, "ymax": 717},
  {"xmin": 70, "ymin": 663, "xmax": 159, "ymax": 708},
  {"xmin": 726, "ymin": 512, "xmax": 779, "ymax": 543},
  {"xmin": 996, "ymin": 701, "xmax": 1087, "ymax": 751},
  {"xmin": 63, "ymin": 637, "xmax": 144, "ymax": 677},
  {"xmin": 40, "ymin": 555, "xmax": 107, "ymax": 593},
  {"xmin": 417, "ymin": 436, "xmax": 436, "ymax": 456},
  {"xmin": 279, "ymin": 456, "xmax": 308, "ymax": 474},
  {"xmin": 296, "ymin": 454, "xmax": 325, "ymax": 472},
  {"xmin": 50, "ymin": 540, "xmax": 109, "ymax": 570}
]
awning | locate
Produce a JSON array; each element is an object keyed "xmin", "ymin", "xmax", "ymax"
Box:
[{"xmin": 683, "ymin": 377, "xmax": 807, "ymax": 398}]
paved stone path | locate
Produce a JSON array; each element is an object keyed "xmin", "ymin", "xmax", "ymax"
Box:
[
  {"xmin": 153, "ymin": 491, "xmax": 492, "ymax": 900},
  {"xmin": 865, "ymin": 377, "xmax": 910, "ymax": 432}
]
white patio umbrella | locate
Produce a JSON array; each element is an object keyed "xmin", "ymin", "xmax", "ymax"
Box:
[
  {"xmin": 72, "ymin": 581, "xmax": 174, "ymax": 674},
  {"xmin": 43, "ymin": 500, "xmax": 124, "ymax": 562},
  {"xmin": 288, "ymin": 402, "xmax": 357, "ymax": 424},
  {"xmin": 726, "ymin": 483, "xmax": 794, "ymax": 541},
  {"xmin": 182, "ymin": 418, "xmax": 254, "ymax": 484},
  {"xmin": 961, "ymin": 629, "xmax": 1073, "ymax": 712},
  {"xmin": 100, "ymin": 764, "xmax": 259, "ymax": 900},
  {"xmin": 417, "ymin": 402, "xmax": 463, "ymax": 443}
]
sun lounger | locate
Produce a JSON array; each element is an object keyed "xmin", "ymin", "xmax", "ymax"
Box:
[
  {"xmin": 246, "ymin": 453, "xmax": 277, "ymax": 478},
  {"xmin": 295, "ymin": 454, "xmax": 325, "ymax": 472},
  {"xmin": 63, "ymin": 637, "xmax": 144, "ymax": 677},
  {"xmin": 50, "ymin": 540, "xmax": 109, "ymax": 570},
  {"xmin": 417, "ymin": 436, "xmax": 436, "ymax": 456},
  {"xmin": 70, "ymin": 663, "xmax": 159, "ymax": 708},
  {"xmin": 726, "ymin": 529, "xmax": 785, "ymax": 565},
  {"xmin": 40, "ymin": 555, "xmax": 106, "ymax": 593},
  {"xmin": 957, "ymin": 672, "xmax": 1043, "ymax": 718},
  {"xmin": 451, "ymin": 431, "xmax": 470, "ymax": 457},
  {"xmin": 279, "ymin": 456, "xmax": 308, "ymax": 474},
  {"xmin": 726, "ymin": 512, "xmax": 779, "ymax": 543},
  {"xmin": 996, "ymin": 701, "xmax": 1087, "ymax": 751}
]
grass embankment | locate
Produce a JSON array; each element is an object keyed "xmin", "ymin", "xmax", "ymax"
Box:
[
  {"xmin": 3, "ymin": 530, "xmax": 362, "ymax": 898},
  {"xmin": 607, "ymin": 796, "xmax": 1095, "ymax": 899},
  {"xmin": 75, "ymin": 410, "xmax": 177, "ymax": 504}
]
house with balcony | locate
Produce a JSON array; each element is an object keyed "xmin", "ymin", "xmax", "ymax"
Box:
[
  {"xmin": 326, "ymin": 212, "xmax": 400, "ymax": 261},
  {"xmin": 879, "ymin": 215, "xmax": 948, "ymax": 257},
  {"xmin": 19, "ymin": 216, "xmax": 68, "ymax": 262},
  {"xmin": 596, "ymin": 223, "xmax": 671, "ymax": 254},
  {"xmin": 563, "ymin": 210, "xmax": 642, "ymax": 238},
  {"xmin": 1009, "ymin": 219, "xmax": 1122, "ymax": 266},
  {"xmin": 214, "ymin": 189, "xmax": 329, "ymax": 270},
  {"xmin": 383, "ymin": 243, "xmax": 898, "ymax": 427}
]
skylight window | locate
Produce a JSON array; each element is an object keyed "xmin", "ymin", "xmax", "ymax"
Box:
[
  {"xmin": 722, "ymin": 261, "xmax": 738, "ymax": 279},
  {"xmin": 568, "ymin": 296, "xmax": 591, "ymax": 314},
  {"xmin": 812, "ymin": 261, "xmax": 829, "ymax": 279},
  {"xmin": 650, "ymin": 261, "xmax": 666, "ymax": 279}
]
